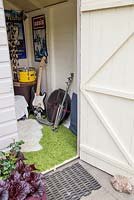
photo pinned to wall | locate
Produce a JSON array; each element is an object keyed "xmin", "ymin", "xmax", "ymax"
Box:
[{"xmin": 32, "ymin": 15, "xmax": 48, "ymax": 62}]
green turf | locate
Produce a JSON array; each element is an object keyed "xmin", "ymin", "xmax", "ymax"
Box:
[{"xmin": 24, "ymin": 125, "xmax": 77, "ymax": 172}]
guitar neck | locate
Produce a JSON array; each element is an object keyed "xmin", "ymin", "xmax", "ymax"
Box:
[
  {"xmin": 34, "ymin": 56, "xmax": 47, "ymax": 96},
  {"xmin": 36, "ymin": 66, "xmax": 43, "ymax": 96}
]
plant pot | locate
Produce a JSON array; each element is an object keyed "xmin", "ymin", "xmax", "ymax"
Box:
[{"xmin": 26, "ymin": 193, "xmax": 47, "ymax": 200}]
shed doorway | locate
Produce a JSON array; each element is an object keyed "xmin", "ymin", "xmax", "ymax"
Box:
[{"xmin": 3, "ymin": 0, "xmax": 78, "ymax": 172}]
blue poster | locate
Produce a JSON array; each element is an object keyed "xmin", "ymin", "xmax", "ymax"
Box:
[
  {"xmin": 5, "ymin": 10, "xmax": 27, "ymax": 59},
  {"xmin": 32, "ymin": 15, "xmax": 48, "ymax": 62}
]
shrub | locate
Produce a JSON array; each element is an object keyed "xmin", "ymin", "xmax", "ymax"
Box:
[{"xmin": 0, "ymin": 141, "xmax": 46, "ymax": 200}]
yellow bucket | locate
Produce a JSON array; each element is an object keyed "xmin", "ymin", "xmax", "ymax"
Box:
[{"xmin": 18, "ymin": 67, "xmax": 36, "ymax": 83}]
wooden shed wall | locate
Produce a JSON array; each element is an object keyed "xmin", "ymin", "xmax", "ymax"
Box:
[{"xmin": 0, "ymin": 0, "xmax": 18, "ymax": 149}]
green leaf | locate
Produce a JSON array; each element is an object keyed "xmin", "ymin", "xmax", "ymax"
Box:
[{"xmin": 0, "ymin": 151, "xmax": 4, "ymax": 157}]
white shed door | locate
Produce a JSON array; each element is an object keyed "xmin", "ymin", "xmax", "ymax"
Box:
[
  {"xmin": 80, "ymin": 0, "xmax": 134, "ymax": 176},
  {"xmin": 0, "ymin": 0, "xmax": 18, "ymax": 149}
]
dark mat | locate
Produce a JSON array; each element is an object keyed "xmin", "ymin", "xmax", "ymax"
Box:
[{"xmin": 45, "ymin": 163, "xmax": 101, "ymax": 200}]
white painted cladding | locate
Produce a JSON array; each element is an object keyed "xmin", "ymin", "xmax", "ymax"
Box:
[
  {"xmin": 0, "ymin": 0, "xmax": 18, "ymax": 149},
  {"xmin": 0, "ymin": 0, "xmax": 3, "ymax": 9},
  {"xmin": 0, "ymin": 63, "xmax": 12, "ymax": 78},
  {"xmin": 81, "ymin": 0, "xmax": 134, "ymax": 12},
  {"xmin": 80, "ymin": 1, "xmax": 134, "ymax": 176}
]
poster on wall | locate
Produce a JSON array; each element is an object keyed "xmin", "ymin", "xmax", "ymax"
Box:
[
  {"xmin": 32, "ymin": 15, "xmax": 48, "ymax": 62},
  {"xmin": 5, "ymin": 10, "xmax": 27, "ymax": 59}
]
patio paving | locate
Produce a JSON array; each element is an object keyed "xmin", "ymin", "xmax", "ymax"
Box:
[
  {"xmin": 46, "ymin": 159, "xmax": 134, "ymax": 200},
  {"xmin": 80, "ymin": 160, "xmax": 134, "ymax": 200}
]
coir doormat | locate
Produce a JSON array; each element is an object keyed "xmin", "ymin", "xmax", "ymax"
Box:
[{"xmin": 45, "ymin": 163, "xmax": 101, "ymax": 200}]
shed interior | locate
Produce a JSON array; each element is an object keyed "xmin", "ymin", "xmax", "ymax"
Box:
[{"xmin": 3, "ymin": 0, "xmax": 78, "ymax": 172}]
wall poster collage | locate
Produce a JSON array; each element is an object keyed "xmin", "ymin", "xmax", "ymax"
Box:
[{"xmin": 32, "ymin": 15, "xmax": 48, "ymax": 62}]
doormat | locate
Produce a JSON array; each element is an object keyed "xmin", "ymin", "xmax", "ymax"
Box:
[{"xmin": 45, "ymin": 163, "xmax": 101, "ymax": 200}]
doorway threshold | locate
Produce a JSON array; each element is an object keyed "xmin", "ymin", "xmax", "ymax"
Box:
[{"xmin": 42, "ymin": 155, "xmax": 79, "ymax": 175}]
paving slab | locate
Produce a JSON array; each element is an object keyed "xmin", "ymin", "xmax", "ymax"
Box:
[
  {"xmin": 81, "ymin": 188, "xmax": 118, "ymax": 200},
  {"xmin": 80, "ymin": 160, "xmax": 134, "ymax": 200},
  {"xmin": 46, "ymin": 159, "xmax": 134, "ymax": 200}
]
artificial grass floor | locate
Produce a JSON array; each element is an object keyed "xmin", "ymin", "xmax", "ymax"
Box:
[{"xmin": 24, "ymin": 124, "xmax": 77, "ymax": 172}]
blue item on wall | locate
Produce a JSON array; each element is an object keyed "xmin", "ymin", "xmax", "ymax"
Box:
[
  {"xmin": 69, "ymin": 93, "xmax": 77, "ymax": 135},
  {"xmin": 5, "ymin": 10, "xmax": 27, "ymax": 59}
]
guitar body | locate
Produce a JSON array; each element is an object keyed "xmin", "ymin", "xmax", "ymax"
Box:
[
  {"xmin": 32, "ymin": 56, "xmax": 47, "ymax": 112},
  {"xmin": 32, "ymin": 93, "xmax": 46, "ymax": 110}
]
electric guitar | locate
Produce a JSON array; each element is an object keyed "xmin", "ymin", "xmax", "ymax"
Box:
[{"xmin": 32, "ymin": 56, "xmax": 47, "ymax": 111}]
